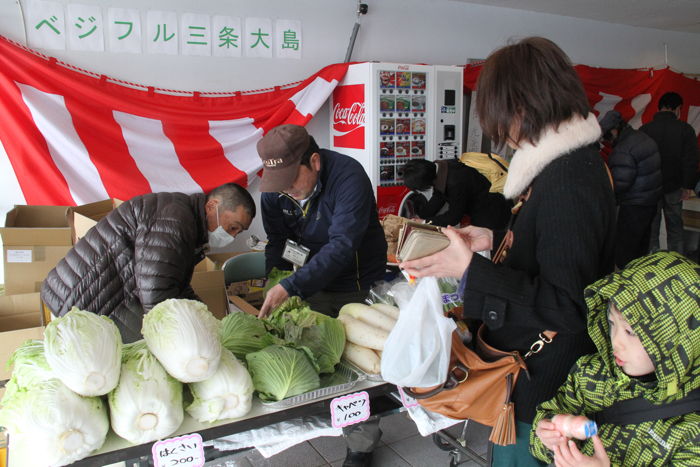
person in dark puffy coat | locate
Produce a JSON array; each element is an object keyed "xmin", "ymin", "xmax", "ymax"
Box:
[
  {"xmin": 41, "ymin": 183, "xmax": 255, "ymax": 343},
  {"xmin": 600, "ymin": 110, "xmax": 662, "ymax": 268}
]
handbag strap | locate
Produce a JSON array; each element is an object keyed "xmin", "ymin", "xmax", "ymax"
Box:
[{"xmin": 590, "ymin": 388, "xmax": 700, "ymax": 426}]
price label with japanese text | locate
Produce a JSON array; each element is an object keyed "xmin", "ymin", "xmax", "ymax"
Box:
[
  {"xmin": 330, "ymin": 391, "xmax": 371, "ymax": 428},
  {"xmin": 152, "ymin": 433, "xmax": 205, "ymax": 467},
  {"xmin": 397, "ymin": 386, "xmax": 419, "ymax": 408}
]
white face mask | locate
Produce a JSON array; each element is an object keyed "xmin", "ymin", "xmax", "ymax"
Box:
[{"xmin": 208, "ymin": 207, "xmax": 236, "ymax": 248}]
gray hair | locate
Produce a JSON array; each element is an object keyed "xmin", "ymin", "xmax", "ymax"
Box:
[{"xmin": 207, "ymin": 183, "xmax": 256, "ymax": 218}]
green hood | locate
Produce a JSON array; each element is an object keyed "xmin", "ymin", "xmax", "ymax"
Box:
[{"xmin": 584, "ymin": 251, "xmax": 699, "ymax": 403}]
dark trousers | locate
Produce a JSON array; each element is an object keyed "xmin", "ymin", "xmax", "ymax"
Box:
[
  {"xmin": 306, "ymin": 288, "xmax": 383, "ymax": 453},
  {"xmin": 615, "ymin": 204, "xmax": 657, "ymax": 268}
]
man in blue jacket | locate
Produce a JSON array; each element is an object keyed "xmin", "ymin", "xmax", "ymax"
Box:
[
  {"xmin": 256, "ymin": 124, "xmax": 387, "ymax": 319},
  {"xmin": 256, "ymin": 124, "xmax": 386, "ymax": 466}
]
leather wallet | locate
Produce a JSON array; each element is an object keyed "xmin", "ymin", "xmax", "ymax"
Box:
[{"xmin": 396, "ymin": 221, "xmax": 450, "ymax": 261}]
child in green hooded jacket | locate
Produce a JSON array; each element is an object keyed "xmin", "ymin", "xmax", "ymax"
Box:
[{"xmin": 530, "ymin": 251, "xmax": 699, "ymax": 466}]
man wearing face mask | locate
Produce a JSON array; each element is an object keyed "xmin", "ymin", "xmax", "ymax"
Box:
[
  {"xmin": 41, "ymin": 182, "xmax": 255, "ymax": 343},
  {"xmin": 256, "ymin": 124, "xmax": 386, "ymax": 467}
]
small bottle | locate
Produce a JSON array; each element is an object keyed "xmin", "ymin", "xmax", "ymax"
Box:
[{"xmin": 551, "ymin": 414, "xmax": 598, "ymax": 440}]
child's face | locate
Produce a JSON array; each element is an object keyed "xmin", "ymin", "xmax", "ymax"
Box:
[{"xmin": 608, "ymin": 304, "xmax": 655, "ymax": 377}]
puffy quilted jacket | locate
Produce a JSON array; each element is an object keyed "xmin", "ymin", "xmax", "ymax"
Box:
[
  {"xmin": 608, "ymin": 125, "xmax": 662, "ymax": 206},
  {"xmin": 530, "ymin": 252, "xmax": 700, "ymax": 465},
  {"xmin": 41, "ymin": 192, "xmax": 208, "ymax": 343}
]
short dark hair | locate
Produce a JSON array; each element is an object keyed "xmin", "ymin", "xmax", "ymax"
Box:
[
  {"xmin": 208, "ymin": 183, "xmax": 256, "ymax": 218},
  {"xmin": 402, "ymin": 159, "xmax": 436, "ymax": 191},
  {"xmin": 476, "ymin": 37, "xmax": 590, "ymax": 148},
  {"xmin": 299, "ymin": 136, "xmax": 320, "ymax": 168},
  {"xmin": 658, "ymin": 92, "xmax": 682, "ymax": 111}
]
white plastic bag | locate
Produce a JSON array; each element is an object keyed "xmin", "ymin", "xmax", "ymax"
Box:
[{"xmin": 380, "ymin": 276, "xmax": 456, "ymax": 387}]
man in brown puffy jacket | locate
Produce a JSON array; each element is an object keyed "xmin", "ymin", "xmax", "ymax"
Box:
[{"xmin": 41, "ymin": 183, "xmax": 255, "ymax": 343}]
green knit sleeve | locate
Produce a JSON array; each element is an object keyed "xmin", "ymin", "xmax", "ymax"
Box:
[
  {"xmin": 670, "ymin": 430, "xmax": 700, "ymax": 466},
  {"xmin": 529, "ymin": 356, "xmax": 592, "ymax": 463}
]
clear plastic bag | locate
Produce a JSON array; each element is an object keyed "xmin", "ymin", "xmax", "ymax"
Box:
[{"xmin": 380, "ymin": 277, "xmax": 456, "ymax": 387}]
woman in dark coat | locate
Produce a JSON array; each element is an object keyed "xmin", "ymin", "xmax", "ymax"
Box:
[{"xmin": 400, "ymin": 37, "xmax": 616, "ymax": 466}]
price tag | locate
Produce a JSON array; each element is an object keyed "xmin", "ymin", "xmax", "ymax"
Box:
[
  {"xmin": 397, "ymin": 386, "xmax": 419, "ymax": 408},
  {"xmin": 330, "ymin": 391, "xmax": 371, "ymax": 428},
  {"xmin": 7, "ymin": 250, "xmax": 32, "ymax": 263},
  {"xmin": 152, "ymin": 433, "xmax": 205, "ymax": 467}
]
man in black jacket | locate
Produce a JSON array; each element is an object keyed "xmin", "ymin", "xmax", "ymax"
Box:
[
  {"xmin": 402, "ymin": 158, "xmax": 511, "ymax": 229},
  {"xmin": 256, "ymin": 124, "xmax": 387, "ymax": 319},
  {"xmin": 41, "ymin": 183, "xmax": 255, "ymax": 343},
  {"xmin": 600, "ymin": 110, "xmax": 662, "ymax": 267},
  {"xmin": 639, "ymin": 92, "xmax": 699, "ymax": 254}
]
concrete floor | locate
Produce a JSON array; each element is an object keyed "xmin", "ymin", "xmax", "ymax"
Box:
[{"xmin": 203, "ymin": 411, "xmax": 490, "ymax": 467}]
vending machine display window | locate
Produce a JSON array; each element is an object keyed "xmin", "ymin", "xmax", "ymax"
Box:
[
  {"xmin": 411, "ymin": 95, "xmax": 426, "ymax": 112},
  {"xmin": 379, "ymin": 71, "xmax": 395, "ymax": 88},
  {"xmin": 411, "ymin": 72, "xmax": 426, "ymax": 89},
  {"xmin": 396, "ymin": 96, "xmax": 411, "ymax": 112},
  {"xmin": 380, "ymin": 118, "xmax": 395, "ymax": 135},
  {"xmin": 380, "ymin": 96, "xmax": 395, "ymax": 112},
  {"xmin": 380, "ymin": 142, "xmax": 395, "ymax": 158},
  {"xmin": 411, "ymin": 141, "xmax": 425, "ymax": 158},
  {"xmin": 397, "ymin": 72, "xmax": 411, "ymax": 88}
]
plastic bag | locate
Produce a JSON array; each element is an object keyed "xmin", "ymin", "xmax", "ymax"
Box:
[{"xmin": 380, "ymin": 276, "xmax": 456, "ymax": 388}]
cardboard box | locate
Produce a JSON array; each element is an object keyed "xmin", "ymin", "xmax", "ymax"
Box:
[
  {"xmin": 191, "ymin": 258, "xmax": 228, "ymax": 320},
  {"xmin": 0, "ymin": 292, "xmax": 45, "ymax": 382},
  {"xmin": 228, "ymin": 295, "xmax": 260, "ymax": 316},
  {"xmin": 1, "ymin": 206, "xmax": 72, "ymax": 295},
  {"xmin": 682, "ymin": 197, "xmax": 700, "ymax": 231},
  {"xmin": 68, "ymin": 198, "xmax": 123, "ymax": 244}
]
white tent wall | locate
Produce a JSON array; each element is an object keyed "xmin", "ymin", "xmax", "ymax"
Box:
[{"xmin": 1, "ymin": 0, "xmax": 700, "ymax": 284}]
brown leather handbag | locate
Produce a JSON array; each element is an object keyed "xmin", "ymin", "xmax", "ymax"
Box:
[{"xmin": 404, "ymin": 325, "xmax": 555, "ymax": 446}]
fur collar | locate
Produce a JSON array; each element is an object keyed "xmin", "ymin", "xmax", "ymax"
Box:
[{"xmin": 503, "ymin": 113, "xmax": 601, "ymax": 199}]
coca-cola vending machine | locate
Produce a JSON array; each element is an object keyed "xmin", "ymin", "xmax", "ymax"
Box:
[{"xmin": 330, "ymin": 62, "xmax": 463, "ymax": 218}]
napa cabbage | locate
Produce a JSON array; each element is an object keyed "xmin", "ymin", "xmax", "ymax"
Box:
[
  {"xmin": 44, "ymin": 307, "xmax": 122, "ymax": 396},
  {"xmin": 108, "ymin": 340, "xmax": 184, "ymax": 444},
  {"xmin": 142, "ymin": 298, "xmax": 221, "ymax": 382},
  {"xmin": 186, "ymin": 348, "xmax": 254, "ymax": 423},
  {"xmin": 0, "ymin": 378, "xmax": 108, "ymax": 466}
]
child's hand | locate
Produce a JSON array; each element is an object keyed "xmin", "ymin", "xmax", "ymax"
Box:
[
  {"xmin": 535, "ymin": 418, "xmax": 567, "ymax": 451},
  {"xmin": 553, "ymin": 436, "xmax": 610, "ymax": 467}
]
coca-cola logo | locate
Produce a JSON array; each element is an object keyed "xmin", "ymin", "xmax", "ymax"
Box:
[
  {"xmin": 333, "ymin": 102, "xmax": 366, "ymax": 127},
  {"xmin": 332, "ymin": 84, "xmax": 365, "ymax": 149}
]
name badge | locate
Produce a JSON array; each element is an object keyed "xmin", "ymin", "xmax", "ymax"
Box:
[{"xmin": 282, "ymin": 239, "xmax": 310, "ymax": 267}]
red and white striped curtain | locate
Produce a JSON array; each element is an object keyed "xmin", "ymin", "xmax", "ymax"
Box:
[
  {"xmin": 0, "ymin": 36, "xmax": 348, "ymax": 206},
  {"xmin": 464, "ymin": 63, "xmax": 700, "ymax": 145}
]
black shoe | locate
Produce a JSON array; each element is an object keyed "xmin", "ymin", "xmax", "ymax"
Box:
[{"xmin": 342, "ymin": 449, "xmax": 373, "ymax": 467}]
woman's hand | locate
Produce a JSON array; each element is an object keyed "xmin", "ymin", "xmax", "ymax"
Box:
[
  {"xmin": 457, "ymin": 225, "xmax": 494, "ymax": 252},
  {"xmin": 399, "ymin": 226, "xmax": 473, "ymax": 278},
  {"xmin": 535, "ymin": 418, "xmax": 568, "ymax": 451},
  {"xmin": 553, "ymin": 436, "xmax": 610, "ymax": 467}
]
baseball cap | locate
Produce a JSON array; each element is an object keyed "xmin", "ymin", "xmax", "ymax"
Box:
[{"xmin": 257, "ymin": 124, "xmax": 310, "ymax": 192}]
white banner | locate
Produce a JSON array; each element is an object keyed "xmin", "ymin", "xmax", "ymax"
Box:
[
  {"xmin": 244, "ymin": 17, "xmax": 272, "ymax": 58},
  {"xmin": 146, "ymin": 10, "xmax": 178, "ymax": 55},
  {"xmin": 275, "ymin": 19, "xmax": 301, "ymax": 59},
  {"xmin": 180, "ymin": 12, "xmax": 211, "ymax": 56},
  {"xmin": 107, "ymin": 8, "xmax": 141, "ymax": 54},
  {"xmin": 24, "ymin": 0, "xmax": 66, "ymax": 50},
  {"xmin": 212, "ymin": 15, "xmax": 242, "ymax": 57},
  {"xmin": 67, "ymin": 3, "xmax": 104, "ymax": 52}
]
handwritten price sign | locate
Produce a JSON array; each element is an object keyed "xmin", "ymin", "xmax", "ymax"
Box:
[
  {"xmin": 152, "ymin": 433, "xmax": 205, "ymax": 467},
  {"xmin": 397, "ymin": 386, "xmax": 419, "ymax": 408},
  {"xmin": 330, "ymin": 391, "xmax": 371, "ymax": 428}
]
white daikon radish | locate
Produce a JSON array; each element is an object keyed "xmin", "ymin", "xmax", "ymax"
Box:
[
  {"xmin": 339, "ymin": 303, "xmax": 396, "ymax": 332},
  {"xmin": 371, "ymin": 303, "xmax": 400, "ymax": 320},
  {"xmin": 343, "ymin": 342, "xmax": 381, "ymax": 374},
  {"xmin": 337, "ymin": 314, "xmax": 388, "ymax": 351}
]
